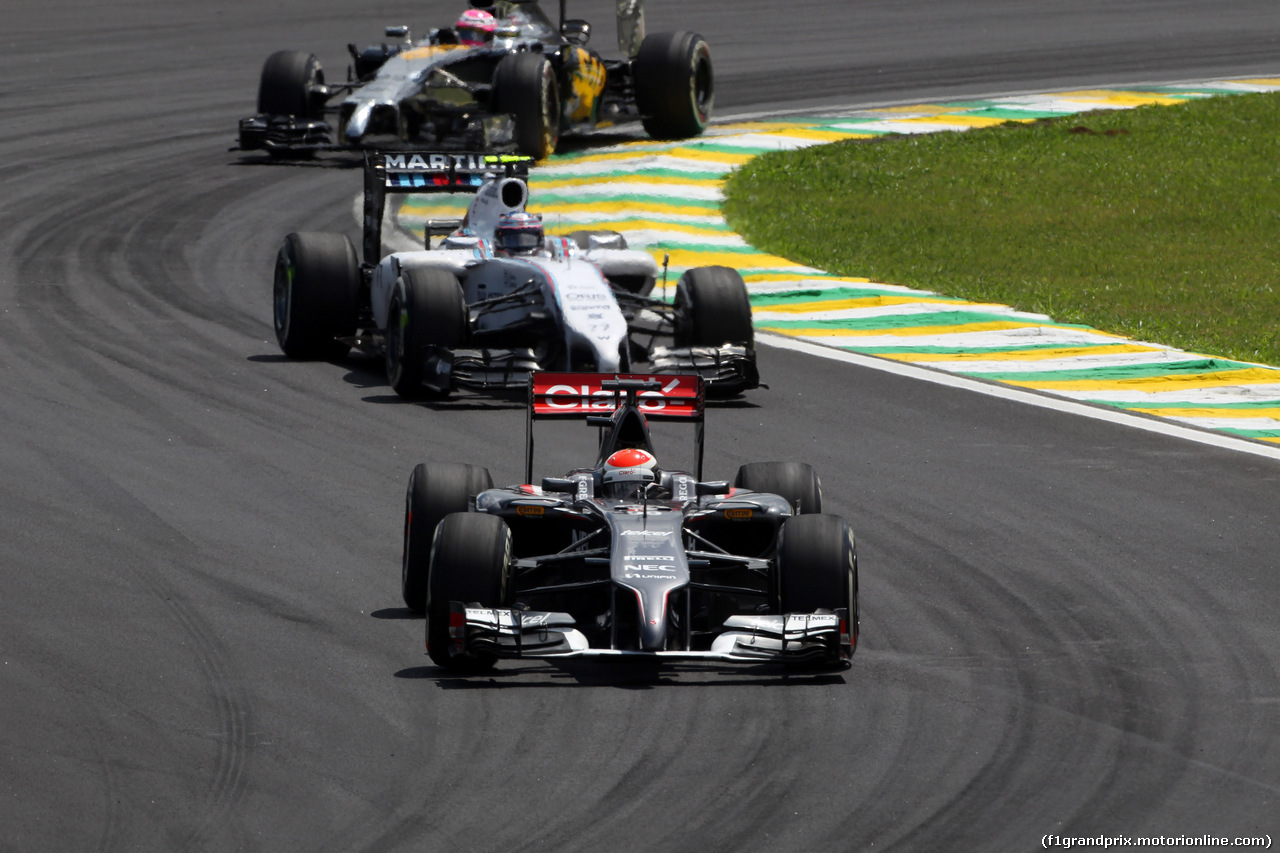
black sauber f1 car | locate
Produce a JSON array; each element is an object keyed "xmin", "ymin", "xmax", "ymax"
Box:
[
  {"xmin": 238, "ymin": 0, "xmax": 712, "ymax": 159},
  {"xmin": 401, "ymin": 373, "xmax": 858, "ymax": 671},
  {"xmin": 273, "ymin": 151, "xmax": 759, "ymax": 397}
]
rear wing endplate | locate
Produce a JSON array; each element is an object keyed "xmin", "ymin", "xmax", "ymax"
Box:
[{"xmin": 362, "ymin": 151, "xmax": 533, "ymax": 265}]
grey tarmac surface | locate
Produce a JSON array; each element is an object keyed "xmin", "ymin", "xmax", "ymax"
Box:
[{"xmin": 1, "ymin": 1, "xmax": 1278, "ymax": 850}]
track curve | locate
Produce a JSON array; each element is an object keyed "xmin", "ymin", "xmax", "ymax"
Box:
[{"xmin": 3, "ymin": 1, "xmax": 1279, "ymax": 850}]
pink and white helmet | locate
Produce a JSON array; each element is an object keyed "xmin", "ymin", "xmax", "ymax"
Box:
[
  {"xmin": 601, "ymin": 448, "xmax": 659, "ymax": 498},
  {"xmin": 456, "ymin": 8, "xmax": 496, "ymax": 45}
]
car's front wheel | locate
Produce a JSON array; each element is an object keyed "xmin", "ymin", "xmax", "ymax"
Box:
[
  {"xmin": 673, "ymin": 265, "xmax": 753, "ymax": 348},
  {"xmin": 257, "ymin": 50, "xmax": 324, "ymax": 118},
  {"xmin": 385, "ymin": 267, "xmax": 467, "ymax": 398},
  {"xmin": 273, "ymin": 232, "xmax": 359, "ymax": 360},
  {"xmin": 776, "ymin": 513, "xmax": 858, "ymax": 662},
  {"xmin": 426, "ymin": 512, "xmax": 511, "ymax": 670}
]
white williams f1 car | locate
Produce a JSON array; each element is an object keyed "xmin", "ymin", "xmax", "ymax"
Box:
[
  {"xmin": 273, "ymin": 152, "xmax": 759, "ymax": 397},
  {"xmin": 402, "ymin": 373, "xmax": 858, "ymax": 671}
]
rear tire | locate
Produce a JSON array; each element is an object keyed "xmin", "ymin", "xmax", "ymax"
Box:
[
  {"xmin": 633, "ymin": 31, "xmax": 713, "ymax": 140},
  {"xmin": 734, "ymin": 461, "xmax": 823, "ymax": 515},
  {"xmin": 776, "ymin": 513, "xmax": 858, "ymax": 660},
  {"xmin": 426, "ymin": 513, "xmax": 511, "ymax": 670},
  {"xmin": 402, "ymin": 462, "xmax": 494, "ymax": 612},
  {"xmin": 386, "ymin": 267, "xmax": 467, "ymax": 398},
  {"xmin": 273, "ymin": 232, "xmax": 359, "ymax": 360},
  {"xmin": 494, "ymin": 52, "xmax": 560, "ymax": 160},
  {"xmin": 257, "ymin": 50, "xmax": 324, "ymax": 118},
  {"xmin": 673, "ymin": 265, "xmax": 753, "ymax": 348}
]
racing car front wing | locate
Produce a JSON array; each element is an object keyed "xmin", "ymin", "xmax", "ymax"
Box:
[
  {"xmin": 649, "ymin": 344, "xmax": 760, "ymax": 396},
  {"xmin": 447, "ymin": 604, "xmax": 850, "ymax": 667}
]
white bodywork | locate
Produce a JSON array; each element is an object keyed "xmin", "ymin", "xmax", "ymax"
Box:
[{"xmin": 369, "ymin": 176, "xmax": 660, "ymax": 372}]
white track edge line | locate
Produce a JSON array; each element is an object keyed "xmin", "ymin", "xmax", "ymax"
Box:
[{"xmin": 757, "ymin": 332, "xmax": 1280, "ymax": 463}]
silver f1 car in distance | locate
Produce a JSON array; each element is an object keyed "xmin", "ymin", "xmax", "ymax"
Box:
[
  {"xmin": 402, "ymin": 373, "xmax": 859, "ymax": 672},
  {"xmin": 238, "ymin": 0, "xmax": 713, "ymax": 160},
  {"xmin": 272, "ymin": 151, "xmax": 759, "ymax": 398}
]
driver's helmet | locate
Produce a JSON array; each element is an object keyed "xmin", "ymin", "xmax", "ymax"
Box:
[
  {"xmin": 600, "ymin": 448, "xmax": 659, "ymax": 499},
  {"xmin": 494, "ymin": 211, "xmax": 544, "ymax": 255},
  {"xmin": 456, "ymin": 8, "xmax": 497, "ymax": 45}
]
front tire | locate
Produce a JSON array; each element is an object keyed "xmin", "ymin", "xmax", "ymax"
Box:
[
  {"xmin": 426, "ymin": 513, "xmax": 511, "ymax": 670},
  {"xmin": 385, "ymin": 267, "xmax": 467, "ymax": 398},
  {"xmin": 776, "ymin": 513, "xmax": 858, "ymax": 660},
  {"xmin": 494, "ymin": 52, "xmax": 560, "ymax": 160},
  {"xmin": 402, "ymin": 462, "xmax": 494, "ymax": 612},
  {"xmin": 734, "ymin": 461, "xmax": 823, "ymax": 515},
  {"xmin": 273, "ymin": 232, "xmax": 359, "ymax": 360},
  {"xmin": 673, "ymin": 265, "xmax": 753, "ymax": 348},
  {"xmin": 257, "ymin": 50, "xmax": 324, "ymax": 118},
  {"xmin": 633, "ymin": 31, "xmax": 713, "ymax": 140}
]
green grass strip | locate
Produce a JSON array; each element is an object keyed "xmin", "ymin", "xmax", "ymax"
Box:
[{"xmin": 723, "ymin": 91, "xmax": 1280, "ymax": 366}]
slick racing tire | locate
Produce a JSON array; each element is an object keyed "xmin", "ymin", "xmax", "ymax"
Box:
[
  {"xmin": 426, "ymin": 512, "xmax": 511, "ymax": 671},
  {"xmin": 257, "ymin": 50, "xmax": 324, "ymax": 118},
  {"xmin": 385, "ymin": 267, "xmax": 467, "ymax": 399},
  {"xmin": 494, "ymin": 52, "xmax": 560, "ymax": 160},
  {"xmin": 776, "ymin": 513, "xmax": 859, "ymax": 661},
  {"xmin": 673, "ymin": 265, "xmax": 754, "ymax": 348},
  {"xmin": 273, "ymin": 232, "xmax": 360, "ymax": 360},
  {"xmin": 734, "ymin": 461, "xmax": 824, "ymax": 515},
  {"xmin": 402, "ymin": 462, "xmax": 494, "ymax": 612},
  {"xmin": 633, "ymin": 31, "xmax": 713, "ymax": 140}
]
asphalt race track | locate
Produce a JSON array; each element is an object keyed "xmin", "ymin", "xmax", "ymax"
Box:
[{"xmin": 3, "ymin": 1, "xmax": 1279, "ymax": 849}]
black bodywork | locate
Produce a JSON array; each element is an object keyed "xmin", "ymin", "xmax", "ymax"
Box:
[{"xmin": 403, "ymin": 374, "xmax": 859, "ymax": 671}]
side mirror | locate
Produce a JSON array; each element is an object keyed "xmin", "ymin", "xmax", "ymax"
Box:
[
  {"xmin": 385, "ymin": 25, "xmax": 411, "ymax": 42},
  {"xmin": 696, "ymin": 480, "xmax": 731, "ymax": 496},
  {"xmin": 541, "ymin": 477, "xmax": 577, "ymax": 493}
]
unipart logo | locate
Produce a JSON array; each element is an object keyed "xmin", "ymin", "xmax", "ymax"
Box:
[{"xmin": 620, "ymin": 529, "xmax": 671, "ymax": 536}]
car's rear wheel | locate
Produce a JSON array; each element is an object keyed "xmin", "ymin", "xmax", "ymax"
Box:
[
  {"xmin": 776, "ymin": 513, "xmax": 858, "ymax": 661},
  {"xmin": 402, "ymin": 462, "xmax": 494, "ymax": 612},
  {"xmin": 673, "ymin": 265, "xmax": 753, "ymax": 348},
  {"xmin": 385, "ymin": 267, "xmax": 467, "ymax": 399},
  {"xmin": 273, "ymin": 232, "xmax": 359, "ymax": 360},
  {"xmin": 733, "ymin": 461, "xmax": 823, "ymax": 515},
  {"xmin": 257, "ymin": 50, "xmax": 324, "ymax": 118},
  {"xmin": 426, "ymin": 512, "xmax": 511, "ymax": 670},
  {"xmin": 494, "ymin": 52, "xmax": 560, "ymax": 160},
  {"xmin": 633, "ymin": 31, "xmax": 713, "ymax": 140}
]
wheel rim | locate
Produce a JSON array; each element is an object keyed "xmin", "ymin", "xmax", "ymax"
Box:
[{"xmin": 692, "ymin": 47, "xmax": 713, "ymax": 124}]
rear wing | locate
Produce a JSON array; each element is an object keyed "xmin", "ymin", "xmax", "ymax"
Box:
[
  {"xmin": 362, "ymin": 151, "xmax": 533, "ymax": 265},
  {"xmin": 525, "ymin": 372, "xmax": 706, "ymax": 483}
]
